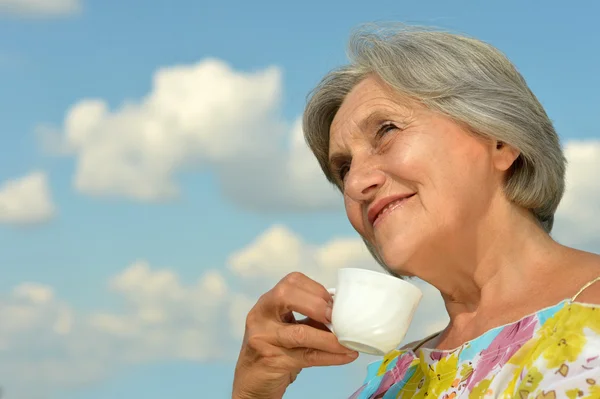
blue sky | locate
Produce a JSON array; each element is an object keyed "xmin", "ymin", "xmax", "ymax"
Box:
[{"xmin": 0, "ymin": 1, "xmax": 599, "ymax": 398}]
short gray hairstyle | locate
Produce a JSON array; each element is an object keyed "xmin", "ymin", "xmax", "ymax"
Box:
[{"xmin": 303, "ymin": 25, "xmax": 566, "ymax": 241}]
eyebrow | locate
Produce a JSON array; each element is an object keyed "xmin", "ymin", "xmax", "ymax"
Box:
[{"xmin": 357, "ymin": 110, "xmax": 394, "ymax": 133}]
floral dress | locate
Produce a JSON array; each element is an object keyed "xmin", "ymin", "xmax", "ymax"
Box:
[{"xmin": 349, "ymin": 278, "xmax": 600, "ymax": 399}]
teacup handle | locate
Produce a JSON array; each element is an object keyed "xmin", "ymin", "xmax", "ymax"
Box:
[{"xmin": 326, "ymin": 288, "xmax": 336, "ymax": 333}]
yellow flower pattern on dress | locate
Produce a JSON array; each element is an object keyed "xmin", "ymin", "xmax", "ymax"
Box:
[
  {"xmin": 468, "ymin": 378, "xmax": 491, "ymax": 399},
  {"xmin": 349, "ymin": 301, "xmax": 600, "ymax": 399}
]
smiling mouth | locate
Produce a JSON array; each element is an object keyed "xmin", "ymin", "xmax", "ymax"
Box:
[{"xmin": 372, "ymin": 194, "xmax": 415, "ymax": 227}]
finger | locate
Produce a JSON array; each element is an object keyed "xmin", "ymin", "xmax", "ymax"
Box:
[
  {"xmin": 281, "ymin": 311, "xmax": 296, "ymax": 324},
  {"xmin": 266, "ymin": 284, "xmax": 332, "ymax": 325},
  {"xmin": 297, "ymin": 317, "xmax": 330, "ymax": 332},
  {"xmin": 275, "ymin": 323, "xmax": 351, "ymax": 354},
  {"xmin": 287, "ymin": 347, "xmax": 359, "ymax": 368},
  {"xmin": 277, "ymin": 272, "xmax": 333, "ymax": 304}
]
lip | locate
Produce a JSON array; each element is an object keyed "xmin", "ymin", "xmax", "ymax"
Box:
[{"xmin": 367, "ymin": 193, "xmax": 416, "ymax": 226}]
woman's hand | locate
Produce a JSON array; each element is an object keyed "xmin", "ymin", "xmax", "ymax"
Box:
[{"xmin": 232, "ymin": 272, "xmax": 359, "ymax": 399}]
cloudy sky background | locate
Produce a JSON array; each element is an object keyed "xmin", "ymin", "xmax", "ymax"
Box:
[{"xmin": 0, "ymin": 1, "xmax": 599, "ymax": 398}]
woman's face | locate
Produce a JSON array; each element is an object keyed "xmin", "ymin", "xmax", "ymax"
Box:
[{"xmin": 329, "ymin": 76, "xmax": 514, "ymax": 277}]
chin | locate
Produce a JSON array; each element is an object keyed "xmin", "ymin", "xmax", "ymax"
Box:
[
  {"xmin": 379, "ymin": 248, "xmax": 414, "ymax": 276},
  {"xmin": 376, "ymin": 239, "xmax": 418, "ymax": 278}
]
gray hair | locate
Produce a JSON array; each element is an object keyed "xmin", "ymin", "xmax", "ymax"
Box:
[{"xmin": 303, "ymin": 25, "xmax": 566, "ymax": 245}]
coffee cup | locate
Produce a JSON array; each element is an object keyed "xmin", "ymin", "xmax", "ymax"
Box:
[{"xmin": 325, "ymin": 268, "xmax": 422, "ymax": 355}]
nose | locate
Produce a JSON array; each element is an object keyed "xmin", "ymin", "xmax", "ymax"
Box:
[{"xmin": 343, "ymin": 157, "xmax": 385, "ymax": 202}]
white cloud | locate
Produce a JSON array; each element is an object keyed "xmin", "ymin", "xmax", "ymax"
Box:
[
  {"xmin": 0, "ymin": 0, "xmax": 81, "ymax": 17},
  {"xmin": 94, "ymin": 260, "xmax": 229, "ymax": 362},
  {"xmin": 217, "ymin": 119, "xmax": 340, "ymax": 211},
  {"xmin": 40, "ymin": 59, "xmax": 339, "ymax": 210},
  {"xmin": 0, "ymin": 282, "xmax": 80, "ymax": 398},
  {"xmin": 553, "ymin": 140, "xmax": 600, "ymax": 250},
  {"xmin": 228, "ymin": 225, "xmax": 384, "ymax": 293},
  {"xmin": 0, "ymin": 171, "xmax": 55, "ymax": 224},
  {"xmin": 0, "ymin": 260, "xmax": 230, "ymax": 398},
  {"xmin": 228, "ymin": 293, "xmax": 257, "ymax": 338}
]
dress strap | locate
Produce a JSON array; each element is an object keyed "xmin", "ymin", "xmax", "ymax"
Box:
[
  {"xmin": 571, "ymin": 276, "xmax": 600, "ymax": 302},
  {"xmin": 407, "ymin": 330, "xmax": 443, "ymax": 351}
]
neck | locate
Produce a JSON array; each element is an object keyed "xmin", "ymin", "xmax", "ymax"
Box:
[{"xmin": 415, "ymin": 202, "xmax": 564, "ymax": 323}]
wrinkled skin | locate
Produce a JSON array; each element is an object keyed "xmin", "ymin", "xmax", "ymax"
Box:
[{"xmin": 232, "ymin": 272, "xmax": 359, "ymax": 399}]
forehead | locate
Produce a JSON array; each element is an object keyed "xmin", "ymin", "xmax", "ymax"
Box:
[{"xmin": 329, "ymin": 76, "xmax": 413, "ymax": 149}]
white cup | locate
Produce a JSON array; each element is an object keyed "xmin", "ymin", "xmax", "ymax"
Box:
[{"xmin": 325, "ymin": 268, "xmax": 422, "ymax": 356}]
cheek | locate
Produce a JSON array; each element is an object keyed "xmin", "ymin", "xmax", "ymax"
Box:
[
  {"xmin": 425, "ymin": 153, "xmax": 494, "ymax": 227},
  {"xmin": 383, "ymin": 133, "xmax": 433, "ymax": 184},
  {"xmin": 420, "ymin": 137, "xmax": 489, "ymax": 190},
  {"xmin": 344, "ymin": 197, "xmax": 365, "ymax": 232}
]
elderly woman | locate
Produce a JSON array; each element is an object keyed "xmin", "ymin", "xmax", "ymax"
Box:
[{"xmin": 232, "ymin": 26, "xmax": 600, "ymax": 398}]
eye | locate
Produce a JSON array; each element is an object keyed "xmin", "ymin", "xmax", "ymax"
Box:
[
  {"xmin": 336, "ymin": 163, "xmax": 350, "ymax": 182},
  {"xmin": 376, "ymin": 122, "xmax": 398, "ymax": 138}
]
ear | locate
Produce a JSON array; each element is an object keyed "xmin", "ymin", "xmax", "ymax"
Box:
[{"xmin": 492, "ymin": 141, "xmax": 520, "ymax": 172}]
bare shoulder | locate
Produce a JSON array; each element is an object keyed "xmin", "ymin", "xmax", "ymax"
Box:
[{"xmin": 570, "ymin": 251, "xmax": 600, "ymax": 304}]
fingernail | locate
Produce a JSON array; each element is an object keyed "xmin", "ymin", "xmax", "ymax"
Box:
[
  {"xmin": 325, "ymin": 306, "xmax": 332, "ymax": 322},
  {"xmin": 346, "ymin": 351, "xmax": 359, "ymax": 358}
]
